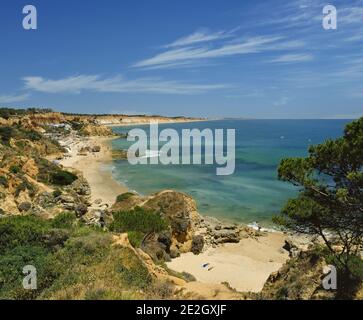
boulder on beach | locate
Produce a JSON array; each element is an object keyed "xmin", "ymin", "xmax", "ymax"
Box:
[
  {"xmin": 91, "ymin": 145, "xmax": 101, "ymax": 153},
  {"xmin": 191, "ymin": 235, "xmax": 204, "ymax": 254}
]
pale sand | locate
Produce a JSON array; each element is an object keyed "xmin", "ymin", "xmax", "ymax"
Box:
[
  {"xmin": 59, "ymin": 136, "xmax": 128, "ymax": 206},
  {"xmin": 167, "ymin": 232, "xmax": 288, "ymax": 293}
]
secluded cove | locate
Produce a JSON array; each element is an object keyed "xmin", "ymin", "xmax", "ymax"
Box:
[{"xmin": 110, "ymin": 119, "xmax": 351, "ymax": 225}]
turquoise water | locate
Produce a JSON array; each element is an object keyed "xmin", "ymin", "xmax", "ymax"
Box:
[{"xmin": 110, "ymin": 120, "xmax": 351, "ymax": 225}]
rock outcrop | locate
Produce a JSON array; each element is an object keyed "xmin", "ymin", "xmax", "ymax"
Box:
[
  {"xmin": 260, "ymin": 250, "xmax": 333, "ymax": 300},
  {"xmin": 80, "ymin": 124, "xmax": 114, "ymax": 137},
  {"xmin": 111, "ymin": 190, "xmax": 202, "ymax": 259}
]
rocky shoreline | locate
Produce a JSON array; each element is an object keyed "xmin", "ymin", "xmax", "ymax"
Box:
[
  {"xmin": 54, "ymin": 130, "xmax": 315, "ymax": 258},
  {"xmin": 55, "ymin": 134, "xmax": 305, "ymax": 294}
]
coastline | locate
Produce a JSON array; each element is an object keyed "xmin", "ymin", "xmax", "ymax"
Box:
[
  {"xmin": 58, "ymin": 133, "xmax": 291, "ymax": 293},
  {"xmin": 59, "ymin": 136, "xmax": 128, "ymax": 206}
]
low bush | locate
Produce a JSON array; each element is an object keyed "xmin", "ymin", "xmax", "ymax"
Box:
[
  {"xmin": 50, "ymin": 170, "xmax": 77, "ymax": 186},
  {"xmin": 0, "ymin": 245, "xmax": 59, "ymax": 299},
  {"xmin": 35, "ymin": 158, "xmax": 59, "ymax": 183},
  {"xmin": 0, "ymin": 126, "xmax": 13, "ymax": 145},
  {"xmin": 52, "ymin": 189, "xmax": 62, "ymax": 198},
  {"xmin": 15, "ymin": 178, "xmax": 36, "ymax": 197},
  {"xmin": 0, "ymin": 213, "xmax": 172, "ymax": 300},
  {"xmin": 57, "ymin": 233, "xmax": 112, "ymax": 266},
  {"xmin": 0, "ymin": 176, "xmax": 8, "ymax": 188},
  {"xmin": 116, "ymin": 192, "xmax": 136, "ymax": 202},
  {"xmin": 0, "ymin": 126, "xmax": 42, "ymax": 146},
  {"xmin": 109, "ymin": 207, "xmax": 168, "ymax": 234},
  {"xmin": 9, "ymin": 165, "xmax": 21, "ymax": 174},
  {"xmin": 127, "ymin": 231, "xmax": 144, "ymax": 248},
  {"xmin": 115, "ymin": 247, "xmax": 152, "ymax": 289},
  {"xmin": 50, "ymin": 212, "xmax": 76, "ymax": 229},
  {"xmin": 0, "ymin": 216, "xmax": 50, "ymax": 254}
]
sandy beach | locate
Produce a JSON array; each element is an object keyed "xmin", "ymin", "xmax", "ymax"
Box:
[
  {"xmin": 59, "ymin": 136, "xmax": 128, "ymax": 206},
  {"xmin": 167, "ymin": 232, "xmax": 288, "ymax": 293}
]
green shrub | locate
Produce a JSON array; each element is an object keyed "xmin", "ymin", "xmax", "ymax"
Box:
[
  {"xmin": 35, "ymin": 158, "xmax": 60, "ymax": 183},
  {"xmin": 0, "ymin": 245, "xmax": 59, "ymax": 299},
  {"xmin": 115, "ymin": 247, "xmax": 152, "ymax": 289},
  {"xmin": 0, "ymin": 176, "xmax": 8, "ymax": 188},
  {"xmin": 0, "ymin": 126, "xmax": 14, "ymax": 145},
  {"xmin": 50, "ymin": 170, "xmax": 77, "ymax": 186},
  {"xmin": 0, "ymin": 108, "xmax": 52, "ymax": 119},
  {"xmin": 9, "ymin": 165, "xmax": 21, "ymax": 174},
  {"xmin": 69, "ymin": 121, "xmax": 84, "ymax": 131},
  {"xmin": 109, "ymin": 207, "xmax": 168, "ymax": 234},
  {"xmin": 51, "ymin": 212, "xmax": 76, "ymax": 229},
  {"xmin": 58, "ymin": 233, "xmax": 112, "ymax": 266},
  {"xmin": 15, "ymin": 179, "xmax": 36, "ymax": 197},
  {"xmin": 346, "ymin": 255, "xmax": 363, "ymax": 280},
  {"xmin": 127, "ymin": 231, "xmax": 144, "ymax": 248},
  {"xmin": 52, "ymin": 189, "xmax": 62, "ymax": 198},
  {"xmin": 0, "ymin": 216, "xmax": 50, "ymax": 254},
  {"xmin": 0, "ymin": 126, "xmax": 42, "ymax": 146},
  {"xmin": 0, "ymin": 109, "xmax": 11, "ymax": 119},
  {"xmin": 25, "ymin": 130, "xmax": 42, "ymax": 141},
  {"xmin": 147, "ymin": 281, "xmax": 174, "ymax": 299},
  {"xmin": 116, "ymin": 192, "xmax": 136, "ymax": 202}
]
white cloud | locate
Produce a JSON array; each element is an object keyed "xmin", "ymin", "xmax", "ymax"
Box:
[
  {"xmin": 23, "ymin": 75, "xmax": 230, "ymax": 95},
  {"xmin": 133, "ymin": 35, "xmax": 304, "ymax": 69},
  {"xmin": 0, "ymin": 93, "xmax": 29, "ymax": 104},
  {"xmin": 251, "ymin": 0, "xmax": 322, "ymax": 30},
  {"xmin": 164, "ymin": 29, "xmax": 235, "ymax": 48},
  {"xmin": 268, "ymin": 53, "xmax": 313, "ymax": 63},
  {"xmin": 339, "ymin": 7, "xmax": 363, "ymax": 24},
  {"xmin": 274, "ymin": 96, "xmax": 289, "ymax": 106}
]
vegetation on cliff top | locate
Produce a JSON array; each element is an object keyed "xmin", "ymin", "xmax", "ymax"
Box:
[
  {"xmin": 0, "ymin": 214, "xmax": 172, "ymax": 300},
  {"xmin": 0, "ymin": 108, "xmax": 53, "ymax": 120},
  {"xmin": 110, "ymin": 206, "xmax": 168, "ymax": 248}
]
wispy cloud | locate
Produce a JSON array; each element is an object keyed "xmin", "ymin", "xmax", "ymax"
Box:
[
  {"xmin": 344, "ymin": 29, "xmax": 363, "ymax": 42},
  {"xmin": 164, "ymin": 28, "xmax": 235, "ymax": 48},
  {"xmin": 23, "ymin": 75, "xmax": 230, "ymax": 95},
  {"xmin": 0, "ymin": 93, "xmax": 29, "ymax": 104},
  {"xmin": 273, "ymin": 96, "xmax": 289, "ymax": 106},
  {"xmin": 133, "ymin": 35, "xmax": 305, "ymax": 69},
  {"xmin": 268, "ymin": 53, "xmax": 313, "ymax": 63},
  {"xmin": 250, "ymin": 0, "xmax": 322, "ymax": 30},
  {"xmin": 339, "ymin": 6, "xmax": 363, "ymax": 24}
]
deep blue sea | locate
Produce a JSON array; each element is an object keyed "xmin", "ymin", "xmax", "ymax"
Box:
[{"xmin": 110, "ymin": 119, "xmax": 351, "ymax": 225}]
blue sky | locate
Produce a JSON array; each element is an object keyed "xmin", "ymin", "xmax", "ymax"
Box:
[{"xmin": 0, "ymin": 0, "xmax": 362, "ymax": 118}]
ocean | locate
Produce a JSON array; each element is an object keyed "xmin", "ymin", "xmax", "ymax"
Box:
[{"xmin": 110, "ymin": 119, "xmax": 351, "ymax": 225}]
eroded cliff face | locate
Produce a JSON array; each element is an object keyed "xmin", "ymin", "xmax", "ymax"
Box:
[
  {"xmin": 79, "ymin": 123, "xmax": 114, "ymax": 136},
  {"xmin": 259, "ymin": 249, "xmax": 363, "ymax": 300},
  {"xmin": 110, "ymin": 190, "xmax": 201, "ymax": 259},
  {"xmin": 0, "ymin": 123, "xmax": 91, "ymax": 217},
  {"xmin": 8, "ymin": 112, "xmax": 201, "ymax": 126},
  {"xmin": 1, "ymin": 112, "xmax": 202, "ymax": 141}
]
